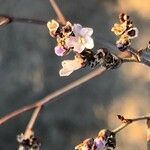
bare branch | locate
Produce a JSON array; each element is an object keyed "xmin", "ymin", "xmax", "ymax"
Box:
[
  {"xmin": 0, "ymin": 67, "xmax": 106, "ymax": 125},
  {"xmin": 24, "ymin": 106, "xmax": 41, "ymax": 139},
  {"xmin": 113, "ymin": 114, "xmax": 150, "ymax": 134},
  {"xmin": 18, "ymin": 106, "xmax": 41, "ymax": 149},
  {"xmin": 49, "ymin": 0, "xmax": 66, "ymax": 25},
  {"xmin": 0, "ymin": 15, "xmax": 47, "ymax": 27}
]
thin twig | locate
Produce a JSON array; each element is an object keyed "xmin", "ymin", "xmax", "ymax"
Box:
[
  {"xmin": 113, "ymin": 114, "xmax": 150, "ymax": 134},
  {"xmin": 18, "ymin": 106, "xmax": 41, "ymax": 149},
  {"xmin": 17, "ymin": 0, "xmax": 67, "ymax": 144},
  {"xmin": 0, "ymin": 67, "xmax": 106, "ymax": 125},
  {"xmin": 112, "ymin": 122, "xmax": 130, "ymax": 134},
  {"xmin": 24, "ymin": 106, "xmax": 41, "ymax": 139},
  {"xmin": 0, "ymin": 15, "xmax": 47, "ymax": 26},
  {"xmin": 49, "ymin": 0, "xmax": 66, "ymax": 25},
  {"xmin": 11, "ymin": 17, "xmax": 47, "ymax": 25}
]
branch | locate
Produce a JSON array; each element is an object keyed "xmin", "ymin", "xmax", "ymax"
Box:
[
  {"xmin": 24, "ymin": 106, "xmax": 41, "ymax": 139},
  {"xmin": 0, "ymin": 0, "xmax": 66, "ymax": 27},
  {"xmin": 113, "ymin": 114, "xmax": 150, "ymax": 134},
  {"xmin": 49, "ymin": 0, "xmax": 66, "ymax": 25},
  {"xmin": 0, "ymin": 48, "xmax": 149, "ymax": 125},
  {"xmin": 18, "ymin": 106, "xmax": 41, "ymax": 149},
  {"xmin": 75, "ymin": 114, "xmax": 150, "ymax": 150},
  {"xmin": 0, "ymin": 67, "xmax": 106, "ymax": 125},
  {"xmin": 0, "ymin": 15, "xmax": 47, "ymax": 27}
]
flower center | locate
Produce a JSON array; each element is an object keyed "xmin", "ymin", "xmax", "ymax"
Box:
[{"xmin": 78, "ymin": 36, "xmax": 85, "ymax": 44}]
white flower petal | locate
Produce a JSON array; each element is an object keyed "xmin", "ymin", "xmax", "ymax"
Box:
[
  {"xmin": 73, "ymin": 24, "xmax": 83, "ymax": 36},
  {"xmin": 80, "ymin": 27, "xmax": 93, "ymax": 37},
  {"xmin": 65, "ymin": 36, "xmax": 77, "ymax": 48},
  {"xmin": 73, "ymin": 43, "xmax": 85, "ymax": 53},
  {"xmin": 59, "ymin": 59, "xmax": 82, "ymax": 76},
  {"xmin": 59, "ymin": 67, "xmax": 74, "ymax": 76},
  {"xmin": 84, "ymin": 37, "xmax": 94, "ymax": 49}
]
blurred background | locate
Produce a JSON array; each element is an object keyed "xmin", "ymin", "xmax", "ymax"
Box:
[{"xmin": 0, "ymin": 0, "xmax": 149, "ymax": 149}]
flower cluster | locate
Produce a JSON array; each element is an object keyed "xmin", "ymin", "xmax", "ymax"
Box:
[
  {"xmin": 111, "ymin": 13, "xmax": 138, "ymax": 51},
  {"xmin": 47, "ymin": 14, "xmax": 137, "ymax": 76},
  {"xmin": 17, "ymin": 132, "xmax": 41, "ymax": 150},
  {"xmin": 75, "ymin": 129, "xmax": 116, "ymax": 150},
  {"xmin": 47, "ymin": 20, "xmax": 94, "ymax": 56},
  {"xmin": 47, "ymin": 20, "xmax": 96, "ymax": 76}
]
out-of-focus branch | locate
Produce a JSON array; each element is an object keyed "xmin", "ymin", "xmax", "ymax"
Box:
[
  {"xmin": 0, "ymin": 15, "xmax": 47, "ymax": 27},
  {"xmin": 0, "ymin": 0, "xmax": 67, "ymax": 27},
  {"xmin": 0, "ymin": 67, "xmax": 106, "ymax": 125},
  {"xmin": 24, "ymin": 106, "xmax": 41, "ymax": 139},
  {"xmin": 18, "ymin": 2, "xmax": 67, "ymax": 148},
  {"xmin": 18, "ymin": 106, "xmax": 41, "ymax": 150},
  {"xmin": 49, "ymin": 0, "xmax": 66, "ymax": 25},
  {"xmin": 10, "ymin": 17, "xmax": 47, "ymax": 25},
  {"xmin": 113, "ymin": 114, "xmax": 150, "ymax": 134}
]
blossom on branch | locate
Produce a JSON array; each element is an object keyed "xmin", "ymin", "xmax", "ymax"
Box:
[
  {"xmin": 17, "ymin": 131, "xmax": 41, "ymax": 150},
  {"xmin": 47, "ymin": 20, "xmax": 94, "ymax": 56},
  {"xmin": 111, "ymin": 13, "xmax": 139, "ymax": 52},
  {"xmin": 66, "ymin": 24, "xmax": 94, "ymax": 53},
  {"xmin": 75, "ymin": 129, "xmax": 116, "ymax": 150}
]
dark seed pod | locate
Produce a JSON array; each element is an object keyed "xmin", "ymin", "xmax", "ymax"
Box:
[
  {"xmin": 148, "ymin": 41, "xmax": 150, "ymax": 49},
  {"xmin": 105, "ymin": 133, "xmax": 116, "ymax": 150},
  {"xmin": 116, "ymin": 42, "xmax": 129, "ymax": 52},
  {"xmin": 95, "ymin": 49, "xmax": 122, "ymax": 69},
  {"xmin": 98, "ymin": 129, "xmax": 116, "ymax": 150},
  {"xmin": 80, "ymin": 48, "xmax": 121, "ymax": 69},
  {"xmin": 17, "ymin": 133, "xmax": 41, "ymax": 150},
  {"xmin": 80, "ymin": 49, "xmax": 96, "ymax": 67},
  {"xmin": 119, "ymin": 13, "xmax": 129, "ymax": 23}
]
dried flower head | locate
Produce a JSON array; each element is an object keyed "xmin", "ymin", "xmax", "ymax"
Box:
[
  {"xmin": 111, "ymin": 22, "xmax": 127, "ymax": 36},
  {"xmin": 17, "ymin": 132, "xmax": 41, "ymax": 150},
  {"xmin": 47, "ymin": 19, "xmax": 59, "ymax": 37},
  {"xmin": 125, "ymin": 27, "xmax": 138, "ymax": 39},
  {"xmin": 112, "ymin": 13, "xmax": 139, "ymax": 51},
  {"xmin": 62, "ymin": 21, "xmax": 73, "ymax": 36}
]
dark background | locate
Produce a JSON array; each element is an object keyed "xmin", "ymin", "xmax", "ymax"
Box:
[{"xmin": 0, "ymin": 0, "xmax": 149, "ymax": 149}]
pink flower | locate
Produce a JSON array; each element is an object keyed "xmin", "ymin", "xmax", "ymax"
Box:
[
  {"xmin": 66, "ymin": 24, "xmax": 94, "ymax": 53},
  {"xmin": 54, "ymin": 46, "xmax": 66, "ymax": 56}
]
